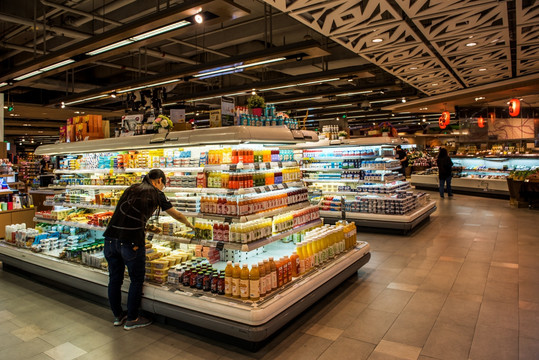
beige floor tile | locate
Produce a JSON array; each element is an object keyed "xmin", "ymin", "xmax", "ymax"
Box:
[
  {"xmin": 0, "ymin": 320, "xmax": 20, "ymax": 335},
  {"xmin": 437, "ymin": 295, "xmax": 481, "ymax": 328},
  {"xmin": 11, "ymin": 324, "xmax": 48, "ymax": 342},
  {"xmin": 402, "ymin": 290, "xmax": 447, "ymax": 316},
  {"xmin": 519, "ymin": 308, "xmax": 539, "ymax": 340},
  {"xmin": 0, "ymin": 309, "xmax": 16, "ymax": 322},
  {"xmin": 465, "ymin": 250, "xmax": 493, "ymax": 263},
  {"xmin": 0, "ymin": 337, "xmax": 52, "ymax": 359},
  {"xmin": 520, "ymin": 281, "xmax": 539, "ymax": 303},
  {"xmin": 477, "ymin": 300, "xmax": 518, "ymax": 330},
  {"xmin": 313, "ymin": 300, "xmax": 368, "ymax": 330},
  {"xmin": 421, "ymin": 321, "xmax": 474, "ymax": 360},
  {"xmin": 342, "ymin": 309, "xmax": 398, "ymax": 344},
  {"xmin": 387, "ymin": 283, "xmax": 419, "ymax": 292},
  {"xmin": 304, "ymin": 323, "xmax": 343, "ymax": 341},
  {"xmin": 392, "ymin": 268, "xmax": 430, "ymax": 286},
  {"xmin": 418, "ymin": 274, "xmax": 455, "ymax": 293},
  {"xmin": 363, "ymin": 268, "xmax": 402, "ymax": 285},
  {"xmin": 483, "ymin": 279, "xmax": 519, "ymax": 304},
  {"xmin": 519, "ymin": 300, "xmax": 539, "ymax": 311},
  {"xmin": 272, "ymin": 333, "xmax": 332, "ymax": 360},
  {"xmin": 383, "ymin": 311, "xmax": 437, "ymax": 348},
  {"xmin": 349, "ymin": 281, "xmax": 387, "ymax": 305},
  {"xmin": 44, "ymin": 342, "xmax": 87, "ymax": 360},
  {"xmin": 491, "ymin": 261, "xmax": 519, "ymax": 269},
  {"xmin": 487, "ymin": 266, "xmax": 519, "ymax": 283},
  {"xmin": 378, "ymin": 255, "xmax": 414, "ymax": 271},
  {"xmin": 519, "ymin": 336, "xmax": 539, "ymax": 360},
  {"xmin": 519, "ymin": 266, "xmax": 539, "ymax": 283},
  {"xmin": 371, "ymin": 340, "xmax": 421, "ymax": 360},
  {"xmin": 469, "ymin": 324, "xmax": 518, "ymax": 360},
  {"xmin": 318, "ymin": 337, "xmax": 375, "ymax": 360},
  {"xmin": 368, "ymin": 289, "xmax": 414, "ymax": 314}
]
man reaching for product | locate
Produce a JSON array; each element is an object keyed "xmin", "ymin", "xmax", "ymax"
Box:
[{"xmin": 103, "ymin": 169, "xmax": 194, "ymax": 330}]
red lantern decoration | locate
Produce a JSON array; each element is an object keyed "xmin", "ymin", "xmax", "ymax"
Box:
[
  {"xmin": 508, "ymin": 98, "xmax": 520, "ymax": 117},
  {"xmin": 439, "ymin": 116, "xmax": 447, "ymax": 129},
  {"xmin": 442, "ymin": 111, "xmax": 450, "ymax": 125},
  {"xmin": 478, "ymin": 116, "xmax": 485, "ymax": 128}
]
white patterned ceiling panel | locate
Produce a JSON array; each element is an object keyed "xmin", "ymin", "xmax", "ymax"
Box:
[
  {"xmin": 516, "ymin": 0, "xmax": 539, "ymax": 26},
  {"xmin": 447, "ymin": 48, "xmax": 511, "ymax": 69},
  {"xmin": 394, "ymin": 0, "xmax": 495, "ymax": 19},
  {"xmin": 517, "ymin": 44, "xmax": 539, "ymax": 75},
  {"xmin": 384, "ymin": 58, "xmax": 444, "ymax": 77},
  {"xmin": 456, "ymin": 61, "xmax": 511, "ymax": 86},
  {"xmin": 430, "ymin": 29, "xmax": 509, "ymax": 56}
]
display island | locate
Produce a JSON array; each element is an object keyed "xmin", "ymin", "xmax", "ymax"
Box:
[{"xmin": 0, "ymin": 126, "xmax": 371, "ymax": 343}]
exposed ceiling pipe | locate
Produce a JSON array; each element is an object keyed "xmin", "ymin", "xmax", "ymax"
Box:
[
  {"xmin": 0, "ymin": 13, "xmax": 89, "ymax": 39},
  {"xmin": 93, "ymin": 61, "xmax": 158, "ymax": 76},
  {"xmin": 67, "ymin": 0, "xmax": 137, "ymax": 28},
  {"xmin": 40, "ymin": 0, "xmax": 123, "ymax": 26}
]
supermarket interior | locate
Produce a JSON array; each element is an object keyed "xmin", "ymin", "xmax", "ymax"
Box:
[{"xmin": 0, "ymin": 1, "xmax": 538, "ymax": 359}]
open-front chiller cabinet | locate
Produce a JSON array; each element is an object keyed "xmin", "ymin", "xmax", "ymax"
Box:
[
  {"xmin": 0, "ymin": 126, "xmax": 370, "ymax": 342},
  {"xmin": 287, "ymin": 137, "xmax": 436, "ymax": 233}
]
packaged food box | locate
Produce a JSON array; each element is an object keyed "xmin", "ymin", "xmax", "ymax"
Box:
[
  {"xmin": 152, "ymin": 267, "xmax": 169, "ymax": 276},
  {"xmin": 153, "ymin": 274, "xmax": 168, "ymax": 284},
  {"xmin": 151, "ymin": 259, "xmax": 169, "ymax": 269}
]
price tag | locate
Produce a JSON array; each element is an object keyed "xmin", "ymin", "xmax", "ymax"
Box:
[
  {"xmin": 254, "ymin": 187, "xmax": 262, "ymax": 193},
  {"xmin": 264, "ymin": 186, "xmax": 271, "ymax": 192},
  {"xmin": 229, "ymin": 164, "xmax": 237, "ymax": 172},
  {"xmin": 278, "ymin": 161, "xmax": 283, "ymax": 168},
  {"xmin": 254, "ymin": 163, "xmax": 260, "ymax": 170},
  {"xmin": 282, "ymin": 183, "xmax": 289, "ymax": 189},
  {"xmin": 224, "ymin": 217, "xmax": 233, "ymax": 223},
  {"xmin": 265, "ymin": 163, "xmax": 271, "ymax": 170},
  {"xmin": 216, "ymin": 241, "xmax": 225, "ymax": 251}
]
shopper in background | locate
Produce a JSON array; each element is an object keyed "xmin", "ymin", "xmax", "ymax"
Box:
[
  {"xmin": 437, "ymin": 148, "xmax": 454, "ymax": 198},
  {"xmin": 103, "ymin": 169, "xmax": 194, "ymax": 330},
  {"xmin": 395, "ymin": 145, "xmax": 408, "ymax": 177}
]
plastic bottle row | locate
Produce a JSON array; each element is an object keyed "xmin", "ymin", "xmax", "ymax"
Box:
[
  {"xmin": 207, "ymin": 148, "xmax": 294, "ymax": 165},
  {"xmin": 194, "ymin": 205, "xmax": 320, "ymax": 243},
  {"xmin": 205, "ymin": 167, "xmax": 302, "ymax": 189},
  {"xmin": 200, "ymin": 188, "xmax": 308, "ymax": 216}
]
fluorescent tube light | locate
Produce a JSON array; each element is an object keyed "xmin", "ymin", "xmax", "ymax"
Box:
[
  {"xmin": 131, "ymin": 20, "xmax": 191, "ymax": 41},
  {"xmin": 39, "ymin": 59, "xmax": 75, "ymax": 72},
  {"xmin": 260, "ymin": 84, "xmax": 296, "ymax": 91},
  {"xmin": 235, "ymin": 57, "xmax": 286, "ymax": 69},
  {"xmin": 86, "ymin": 39, "xmax": 134, "ymax": 56},
  {"xmin": 64, "ymin": 94, "xmax": 107, "ymax": 106},
  {"xmin": 336, "ymin": 90, "xmax": 373, "ymax": 96},
  {"xmin": 0, "ymin": 82, "xmax": 7, "ymax": 88},
  {"xmin": 272, "ymin": 97, "xmax": 322, "ymax": 104},
  {"xmin": 117, "ymin": 79, "xmax": 180, "ymax": 94},
  {"xmin": 370, "ymin": 99, "xmax": 396, "ymax": 104},
  {"xmin": 197, "ymin": 69, "xmax": 242, "ymax": 80},
  {"xmin": 193, "ymin": 57, "xmax": 287, "ymax": 78},
  {"xmin": 296, "ymin": 78, "xmax": 340, "ymax": 86},
  {"xmin": 13, "ymin": 70, "xmax": 43, "ymax": 81}
]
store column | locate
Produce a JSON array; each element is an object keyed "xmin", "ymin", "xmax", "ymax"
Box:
[{"xmin": 0, "ymin": 93, "xmax": 3, "ymax": 141}]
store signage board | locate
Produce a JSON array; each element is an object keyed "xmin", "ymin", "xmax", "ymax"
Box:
[
  {"xmin": 221, "ymin": 96, "xmax": 235, "ymax": 126},
  {"xmin": 170, "ymin": 109, "xmax": 186, "ymax": 124}
]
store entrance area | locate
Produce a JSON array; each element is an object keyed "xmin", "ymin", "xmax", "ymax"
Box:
[{"xmin": 0, "ymin": 191, "xmax": 537, "ymax": 360}]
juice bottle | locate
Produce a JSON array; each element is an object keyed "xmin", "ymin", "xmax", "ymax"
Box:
[
  {"xmin": 240, "ymin": 264, "xmax": 250, "ymax": 300},
  {"xmin": 232, "ymin": 263, "xmax": 241, "ymax": 298},
  {"xmin": 269, "ymin": 257, "xmax": 278, "ymax": 291},
  {"xmin": 285, "ymin": 255, "xmax": 292, "ymax": 283},
  {"xmin": 304, "ymin": 241, "xmax": 313, "ymax": 271},
  {"xmin": 223, "ymin": 222, "xmax": 229, "ymax": 242},
  {"xmin": 224, "ymin": 261, "xmax": 233, "ymax": 297},
  {"xmin": 264, "ymin": 259, "xmax": 272, "ymax": 294},
  {"xmin": 297, "ymin": 243, "xmax": 306, "ymax": 275},
  {"xmin": 249, "ymin": 264, "xmax": 260, "ymax": 301},
  {"xmin": 258, "ymin": 261, "xmax": 266, "ymax": 297},
  {"xmin": 277, "ymin": 258, "xmax": 284, "ymax": 287},
  {"xmin": 290, "ymin": 252, "xmax": 299, "ymax": 278}
]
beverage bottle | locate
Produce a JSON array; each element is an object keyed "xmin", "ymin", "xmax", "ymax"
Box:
[
  {"xmin": 258, "ymin": 261, "xmax": 266, "ymax": 297},
  {"xmin": 284, "ymin": 255, "xmax": 292, "ymax": 283},
  {"xmin": 290, "ymin": 252, "xmax": 299, "ymax": 277},
  {"xmin": 297, "ymin": 243, "xmax": 306, "ymax": 275},
  {"xmin": 223, "ymin": 222, "xmax": 229, "ymax": 242},
  {"xmin": 249, "ymin": 264, "xmax": 260, "ymax": 301},
  {"xmin": 232, "ymin": 263, "xmax": 241, "ymax": 298},
  {"xmin": 277, "ymin": 258, "xmax": 284, "ymax": 287},
  {"xmin": 264, "ymin": 259, "xmax": 272, "ymax": 294},
  {"xmin": 224, "ymin": 261, "xmax": 233, "ymax": 297},
  {"xmin": 269, "ymin": 257, "xmax": 278, "ymax": 291},
  {"xmin": 240, "ymin": 264, "xmax": 250, "ymax": 300}
]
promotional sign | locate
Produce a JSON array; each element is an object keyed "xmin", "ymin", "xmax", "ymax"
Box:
[
  {"xmin": 170, "ymin": 108, "xmax": 186, "ymax": 123},
  {"xmin": 210, "ymin": 110, "xmax": 222, "ymax": 128},
  {"xmin": 221, "ymin": 96, "xmax": 235, "ymax": 126}
]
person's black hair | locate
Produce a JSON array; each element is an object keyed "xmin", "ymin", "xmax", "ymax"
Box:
[
  {"xmin": 396, "ymin": 145, "xmax": 402, "ymax": 149},
  {"xmin": 143, "ymin": 169, "xmax": 167, "ymax": 186},
  {"xmin": 438, "ymin": 147, "xmax": 448, "ymax": 159}
]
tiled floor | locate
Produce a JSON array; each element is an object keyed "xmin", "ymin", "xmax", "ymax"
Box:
[{"xmin": 1, "ymin": 191, "xmax": 538, "ymax": 360}]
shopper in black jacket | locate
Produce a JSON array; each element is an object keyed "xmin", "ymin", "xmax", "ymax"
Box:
[
  {"xmin": 436, "ymin": 148, "xmax": 453, "ymax": 198},
  {"xmin": 104, "ymin": 169, "xmax": 194, "ymax": 330}
]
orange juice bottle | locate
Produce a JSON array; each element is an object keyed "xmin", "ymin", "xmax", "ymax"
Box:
[
  {"xmin": 290, "ymin": 252, "xmax": 299, "ymax": 277},
  {"xmin": 240, "ymin": 264, "xmax": 250, "ymax": 300},
  {"xmin": 232, "ymin": 263, "xmax": 241, "ymax": 298},
  {"xmin": 297, "ymin": 243, "xmax": 306, "ymax": 274},
  {"xmin": 284, "ymin": 255, "xmax": 292, "ymax": 283},
  {"xmin": 277, "ymin": 258, "xmax": 284, "ymax": 287},
  {"xmin": 258, "ymin": 261, "xmax": 266, "ymax": 297},
  {"xmin": 224, "ymin": 261, "xmax": 233, "ymax": 297},
  {"xmin": 269, "ymin": 257, "xmax": 278, "ymax": 291},
  {"xmin": 264, "ymin": 259, "xmax": 272, "ymax": 294},
  {"xmin": 249, "ymin": 264, "xmax": 260, "ymax": 301},
  {"xmin": 305, "ymin": 240, "xmax": 313, "ymax": 271}
]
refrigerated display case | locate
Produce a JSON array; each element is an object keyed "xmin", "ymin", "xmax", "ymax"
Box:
[
  {"xmin": 290, "ymin": 138, "xmax": 436, "ymax": 232},
  {"xmin": 0, "ymin": 126, "xmax": 371, "ymax": 343},
  {"xmin": 411, "ymin": 155, "xmax": 539, "ymax": 197}
]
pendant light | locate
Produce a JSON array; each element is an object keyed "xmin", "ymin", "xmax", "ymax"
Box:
[
  {"xmin": 478, "ymin": 116, "xmax": 485, "ymax": 128},
  {"xmin": 508, "ymin": 98, "xmax": 520, "ymax": 117}
]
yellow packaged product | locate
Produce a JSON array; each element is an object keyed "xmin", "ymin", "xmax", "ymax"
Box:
[
  {"xmin": 151, "ymin": 259, "xmax": 169, "ymax": 269},
  {"xmin": 152, "ymin": 267, "xmax": 169, "ymax": 276},
  {"xmin": 153, "ymin": 274, "xmax": 168, "ymax": 284},
  {"xmin": 162, "ymin": 257, "xmax": 176, "ymax": 267},
  {"xmin": 145, "ymin": 274, "xmax": 154, "ymax": 282}
]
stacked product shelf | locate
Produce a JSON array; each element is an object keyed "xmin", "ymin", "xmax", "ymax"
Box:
[{"xmin": 0, "ymin": 126, "xmax": 370, "ymax": 343}]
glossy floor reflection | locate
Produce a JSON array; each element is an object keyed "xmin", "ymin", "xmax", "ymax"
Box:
[{"xmin": 0, "ymin": 191, "xmax": 538, "ymax": 360}]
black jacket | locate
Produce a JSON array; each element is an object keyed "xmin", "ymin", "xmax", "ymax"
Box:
[{"xmin": 437, "ymin": 156, "xmax": 453, "ymax": 179}]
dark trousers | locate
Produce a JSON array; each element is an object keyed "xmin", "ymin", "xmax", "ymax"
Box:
[
  {"xmin": 439, "ymin": 176, "xmax": 453, "ymax": 197},
  {"xmin": 104, "ymin": 237, "xmax": 146, "ymax": 321}
]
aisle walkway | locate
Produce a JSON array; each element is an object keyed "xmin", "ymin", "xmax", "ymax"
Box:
[{"xmin": 0, "ymin": 192, "xmax": 538, "ymax": 360}]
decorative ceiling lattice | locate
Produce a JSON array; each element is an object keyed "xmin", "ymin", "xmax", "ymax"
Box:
[
  {"xmin": 516, "ymin": 0, "xmax": 539, "ymax": 75},
  {"xmin": 265, "ymin": 0, "xmax": 539, "ymax": 96}
]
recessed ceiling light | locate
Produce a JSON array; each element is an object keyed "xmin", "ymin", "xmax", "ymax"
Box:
[
  {"xmin": 466, "ymin": 42, "xmax": 477, "ymax": 47},
  {"xmin": 420, "ymin": 107, "xmax": 428, "ymax": 110},
  {"xmin": 372, "ymin": 38, "xmax": 383, "ymax": 43},
  {"xmin": 475, "ymin": 96, "xmax": 485, "ymax": 101},
  {"xmin": 478, "ymin": 68, "xmax": 487, "ymax": 71},
  {"xmin": 410, "ymin": 67, "xmax": 417, "ymax": 70},
  {"xmin": 432, "ymin": 83, "xmax": 438, "ymax": 86},
  {"xmin": 194, "ymin": 14, "xmax": 203, "ymax": 24}
]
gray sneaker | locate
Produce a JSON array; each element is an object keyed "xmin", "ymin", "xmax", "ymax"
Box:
[
  {"xmin": 113, "ymin": 313, "xmax": 127, "ymax": 326},
  {"xmin": 123, "ymin": 316, "xmax": 152, "ymax": 330}
]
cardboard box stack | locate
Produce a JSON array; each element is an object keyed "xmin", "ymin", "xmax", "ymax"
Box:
[{"xmin": 60, "ymin": 115, "xmax": 108, "ymax": 142}]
